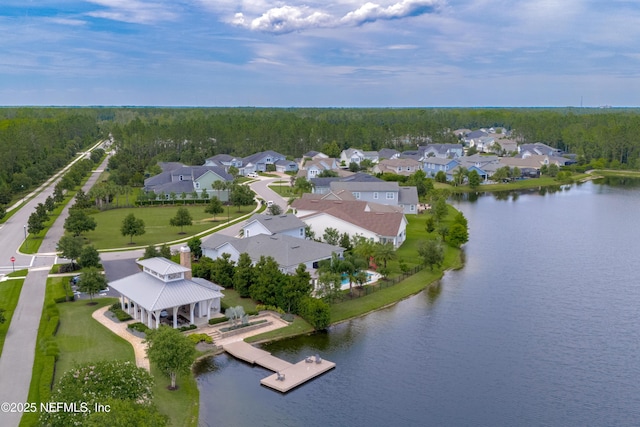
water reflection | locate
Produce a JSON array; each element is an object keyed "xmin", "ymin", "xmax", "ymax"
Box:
[{"xmin": 593, "ymin": 176, "xmax": 640, "ymax": 187}]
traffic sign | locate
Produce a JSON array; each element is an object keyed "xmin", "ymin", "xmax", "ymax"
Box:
[{"xmin": 10, "ymin": 256, "xmax": 15, "ymax": 263}]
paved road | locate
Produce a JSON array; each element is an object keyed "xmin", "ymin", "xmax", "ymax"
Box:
[{"xmin": 0, "ymin": 144, "xmax": 107, "ymax": 427}]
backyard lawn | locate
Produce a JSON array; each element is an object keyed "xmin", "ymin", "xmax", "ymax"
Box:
[{"xmin": 84, "ymin": 204, "xmax": 256, "ymax": 249}]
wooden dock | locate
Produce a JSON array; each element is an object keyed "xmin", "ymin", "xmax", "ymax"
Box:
[{"xmin": 223, "ymin": 341, "xmax": 335, "ymax": 393}]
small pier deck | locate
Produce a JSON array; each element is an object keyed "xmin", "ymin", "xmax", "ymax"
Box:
[{"xmin": 223, "ymin": 341, "xmax": 335, "ymax": 393}]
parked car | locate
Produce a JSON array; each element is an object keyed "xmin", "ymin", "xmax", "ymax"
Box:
[
  {"xmin": 247, "ymin": 172, "xmax": 259, "ymax": 178},
  {"xmin": 71, "ymin": 275, "xmax": 81, "ymax": 285}
]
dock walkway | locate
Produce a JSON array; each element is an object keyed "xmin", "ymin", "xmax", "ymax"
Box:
[{"xmin": 223, "ymin": 341, "xmax": 335, "ymax": 393}]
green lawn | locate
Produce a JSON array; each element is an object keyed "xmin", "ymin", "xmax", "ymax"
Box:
[
  {"xmin": 220, "ymin": 289, "xmax": 258, "ymax": 313},
  {"xmin": 268, "ymin": 184, "xmax": 297, "ymax": 198},
  {"xmin": 0, "ymin": 279, "xmax": 25, "ymax": 358},
  {"xmin": 245, "ymin": 316, "xmax": 314, "ymax": 343},
  {"xmin": 152, "ymin": 365, "xmax": 199, "ymax": 427},
  {"xmin": 84, "ymin": 204, "xmax": 256, "ymax": 249},
  {"xmin": 54, "ymin": 295, "xmax": 133, "ymax": 381},
  {"xmin": 440, "ymin": 175, "xmax": 587, "ymax": 193}
]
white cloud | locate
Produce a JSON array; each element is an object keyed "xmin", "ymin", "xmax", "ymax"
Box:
[
  {"xmin": 229, "ymin": 0, "xmax": 443, "ymax": 34},
  {"xmin": 86, "ymin": 0, "xmax": 178, "ymax": 24}
]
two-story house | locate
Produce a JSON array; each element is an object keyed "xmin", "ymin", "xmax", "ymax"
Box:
[
  {"xmin": 143, "ymin": 163, "xmax": 233, "ymax": 201},
  {"xmin": 240, "ymin": 150, "xmax": 287, "ymax": 175},
  {"xmin": 373, "ymin": 158, "xmax": 421, "ymax": 176},
  {"xmin": 329, "ymin": 180, "xmax": 419, "ymax": 214}
]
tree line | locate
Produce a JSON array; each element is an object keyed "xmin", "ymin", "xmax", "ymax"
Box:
[{"xmin": 5, "ymin": 107, "xmax": 640, "ymax": 213}]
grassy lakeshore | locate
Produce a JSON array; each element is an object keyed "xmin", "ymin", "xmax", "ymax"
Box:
[{"xmin": 438, "ymin": 174, "xmax": 589, "ymax": 193}]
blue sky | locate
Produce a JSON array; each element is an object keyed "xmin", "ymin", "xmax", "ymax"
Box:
[{"xmin": 1, "ymin": 0, "xmax": 639, "ymax": 107}]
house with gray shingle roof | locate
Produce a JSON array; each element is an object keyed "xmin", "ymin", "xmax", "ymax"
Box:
[
  {"xmin": 329, "ymin": 180, "xmax": 419, "ymax": 214},
  {"xmin": 373, "ymin": 158, "xmax": 421, "ymax": 176},
  {"xmin": 242, "ymin": 213, "xmax": 307, "ymax": 239},
  {"xmin": 202, "ymin": 233, "xmax": 343, "ymax": 274},
  {"xmin": 108, "ymin": 247, "xmax": 224, "ymax": 329},
  {"xmin": 143, "ymin": 163, "xmax": 233, "ymax": 201},
  {"xmin": 240, "ymin": 150, "xmax": 287, "ymax": 175},
  {"xmin": 291, "ymin": 198, "xmax": 408, "ymax": 248}
]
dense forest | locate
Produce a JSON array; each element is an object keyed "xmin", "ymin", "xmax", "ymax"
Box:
[
  {"xmin": 2, "ymin": 107, "xmax": 640, "ymax": 206},
  {"xmin": 0, "ymin": 108, "xmax": 102, "ymax": 205}
]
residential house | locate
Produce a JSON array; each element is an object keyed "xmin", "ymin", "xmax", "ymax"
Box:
[
  {"xmin": 274, "ymin": 159, "xmax": 298, "ymax": 174},
  {"xmin": 202, "ymin": 233, "xmax": 344, "ymax": 274},
  {"xmin": 291, "ymin": 198, "xmax": 408, "ymax": 248},
  {"xmin": 420, "ymin": 144, "xmax": 464, "ymax": 159},
  {"xmin": 108, "ymin": 247, "xmax": 224, "ymax": 329},
  {"xmin": 373, "ymin": 158, "xmax": 421, "ymax": 176},
  {"xmin": 204, "ymin": 154, "xmax": 244, "ymax": 170},
  {"xmin": 143, "ymin": 163, "xmax": 233, "ymax": 201},
  {"xmin": 339, "ymin": 148, "xmax": 379, "ymax": 166},
  {"xmin": 311, "ymin": 172, "xmax": 384, "ymax": 195},
  {"xmin": 242, "ymin": 213, "xmax": 307, "ymax": 239},
  {"xmin": 240, "ymin": 150, "xmax": 287, "ymax": 175},
  {"xmin": 518, "ymin": 143, "xmax": 562, "ymax": 157},
  {"xmin": 463, "ymin": 130, "xmax": 489, "ymax": 148},
  {"xmin": 328, "ymin": 180, "xmax": 419, "ymax": 215},
  {"xmin": 377, "ymin": 148, "xmax": 400, "ymax": 160},
  {"xmin": 422, "ymin": 157, "xmax": 461, "ymax": 180},
  {"xmin": 297, "ymin": 157, "xmax": 342, "ymax": 180}
]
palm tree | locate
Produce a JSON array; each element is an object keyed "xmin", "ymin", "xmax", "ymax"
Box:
[
  {"xmin": 212, "ymin": 180, "xmax": 225, "ymax": 202},
  {"xmin": 373, "ymin": 242, "xmax": 396, "ymax": 270},
  {"xmin": 453, "ymin": 167, "xmax": 467, "ymax": 187}
]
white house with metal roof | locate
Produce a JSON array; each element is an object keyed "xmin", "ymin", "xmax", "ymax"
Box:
[{"xmin": 108, "ymin": 247, "xmax": 224, "ymax": 329}]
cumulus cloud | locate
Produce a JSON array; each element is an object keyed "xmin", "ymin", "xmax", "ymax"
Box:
[{"xmin": 231, "ymin": 0, "xmax": 443, "ymax": 34}]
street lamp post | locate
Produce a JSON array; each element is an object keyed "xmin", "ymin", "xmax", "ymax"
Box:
[{"xmin": 23, "ymin": 225, "xmax": 27, "ymax": 240}]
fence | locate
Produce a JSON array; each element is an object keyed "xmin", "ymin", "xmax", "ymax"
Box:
[{"xmin": 337, "ymin": 264, "xmax": 426, "ymax": 301}]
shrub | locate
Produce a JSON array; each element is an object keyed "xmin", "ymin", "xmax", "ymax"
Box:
[
  {"xmin": 188, "ymin": 333, "xmax": 213, "ymax": 344},
  {"xmin": 298, "ymin": 296, "xmax": 330, "ymax": 330},
  {"xmin": 208, "ymin": 317, "xmax": 228, "ymax": 326},
  {"xmin": 113, "ymin": 309, "xmax": 133, "ymax": 322},
  {"xmin": 128, "ymin": 322, "xmax": 150, "ymax": 334},
  {"xmin": 40, "ymin": 360, "xmax": 155, "ymax": 427},
  {"xmin": 57, "ymin": 263, "xmax": 80, "ymax": 274},
  {"xmin": 255, "ymin": 304, "xmax": 285, "ymax": 314},
  {"xmin": 179, "ymin": 324, "xmax": 197, "ymax": 332}
]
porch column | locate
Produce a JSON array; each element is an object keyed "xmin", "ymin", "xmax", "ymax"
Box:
[
  {"xmin": 140, "ymin": 307, "xmax": 146, "ymax": 324},
  {"xmin": 132, "ymin": 302, "xmax": 138, "ymax": 320},
  {"xmin": 172, "ymin": 306, "xmax": 178, "ymax": 329},
  {"xmin": 206, "ymin": 300, "xmax": 212, "ymax": 320},
  {"xmin": 189, "ymin": 303, "xmax": 195, "ymax": 325},
  {"xmin": 147, "ymin": 310, "xmax": 153, "ymax": 329},
  {"xmin": 120, "ymin": 295, "xmax": 125, "ymax": 310},
  {"xmin": 154, "ymin": 310, "xmax": 160, "ymax": 329}
]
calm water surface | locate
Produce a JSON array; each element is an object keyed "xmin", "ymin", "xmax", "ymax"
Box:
[{"xmin": 197, "ymin": 181, "xmax": 640, "ymax": 427}]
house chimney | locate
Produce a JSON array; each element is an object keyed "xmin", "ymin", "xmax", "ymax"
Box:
[{"xmin": 180, "ymin": 246, "xmax": 192, "ymax": 280}]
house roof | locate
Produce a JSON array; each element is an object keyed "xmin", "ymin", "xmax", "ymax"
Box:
[
  {"xmin": 244, "ymin": 213, "xmax": 306, "ymax": 234},
  {"xmin": 378, "ymin": 148, "xmax": 399, "ymax": 159},
  {"xmin": 330, "ymin": 180, "xmax": 399, "ymax": 192},
  {"xmin": 109, "ymin": 272, "xmax": 224, "ymax": 312},
  {"xmin": 203, "ymin": 233, "xmax": 343, "ymax": 269},
  {"xmin": 293, "ymin": 199, "xmax": 406, "ymax": 237},
  {"xmin": 137, "ymin": 257, "xmax": 190, "ymax": 275},
  {"xmin": 243, "ymin": 150, "xmax": 285, "ymax": 165},
  {"xmin": 377, "ymin": 158, "xmax": 421, "ymax": 169},
  {"xmin": 301, "ymin": 190, "xmax": 357, "ymax": 201},
  {"xmin": 158, "ymin": 162, "xmax": 185, "ymax": 172},
  {"xmin": 398, "ymin": 187, "xmax": 419, "ymax": 205}
]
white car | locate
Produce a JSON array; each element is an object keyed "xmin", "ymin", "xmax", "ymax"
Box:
[{"xmin": 247, "ymin": 172, "xmax": 258, "ymax": 178}]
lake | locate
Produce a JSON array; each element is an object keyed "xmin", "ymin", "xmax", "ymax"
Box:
[{"xmin": 196, "ymin": 180, "xmax": 640, "ymax": 427}]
